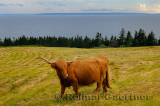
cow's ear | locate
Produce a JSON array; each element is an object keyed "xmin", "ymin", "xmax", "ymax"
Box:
[{"xmin": 51, "ymin": 63, "xmax": 56, "ymax": 69}]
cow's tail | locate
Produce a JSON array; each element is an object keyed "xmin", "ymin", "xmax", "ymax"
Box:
[
  {"xmin": 36, "ymin": 57, "xmax": 52, "ymax": 64},
  {"xmin": 106, "ymin": 62, "xmax": 112, "ymax": 89}
]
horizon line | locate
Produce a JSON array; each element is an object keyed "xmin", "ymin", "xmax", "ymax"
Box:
[{"xmin": 0, "ymin": 12, "xmax": 159, "ymax": 15}]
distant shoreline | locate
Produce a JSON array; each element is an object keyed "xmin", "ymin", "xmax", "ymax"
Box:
[{"xmin": 0, "ymin": 13, "xmax": 159, "ymax": 16}]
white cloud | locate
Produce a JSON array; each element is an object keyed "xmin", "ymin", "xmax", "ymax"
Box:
[
  {"xmin": 136, "ymin": 3, "xmax": 160, "ymax": 13},
  {"xmin": 140, "ymin": 3, "xmax": 146, "ymax": 9},
  {"xmin": 150, "ymin": 4, "xmax": 160, "ymax": 13}
]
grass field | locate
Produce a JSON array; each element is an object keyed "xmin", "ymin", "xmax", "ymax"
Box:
[{"xmin": 0, "ymin": 46, "xmax": 160, "ymax": 105}]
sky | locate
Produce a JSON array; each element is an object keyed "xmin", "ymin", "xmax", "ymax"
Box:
[{"xmin": 0, "ymin": 0, "xmax": 160, "ymax": 14}]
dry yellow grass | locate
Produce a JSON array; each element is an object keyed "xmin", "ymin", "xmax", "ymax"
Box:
[{"xmin": 0, "ymin": 46, "xmax": 160, "ymax": 105}]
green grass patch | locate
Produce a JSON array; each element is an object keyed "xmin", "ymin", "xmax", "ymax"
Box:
[{"xmin": 0, "ymin": 46, "xmax": 160, "ymax": 105}]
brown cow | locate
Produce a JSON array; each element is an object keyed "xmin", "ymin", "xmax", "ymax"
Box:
[{"xmin": 37, "ymin": 56, "xmax": 112, "ymax": 97}]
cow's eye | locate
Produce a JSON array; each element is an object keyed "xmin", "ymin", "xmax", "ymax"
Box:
[
  {"xmin": 55, "ymin": 66, "xmax": 60, "ymax": 70},
  {"xmin": 57, "ymin": 67, "xmax": 61, "ymax": 71},
  {"xmin": 55, "ymin": 66, "xmax": 58, "ymax": 69}
]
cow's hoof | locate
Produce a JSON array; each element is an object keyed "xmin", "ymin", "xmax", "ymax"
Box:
[
  {"xmin": 94, "ymin": 90, "xmax": 100, "ymax": 93},
  {"xmin": 108, "ymin": 87, "xmax": 112, "ymax": 89},
  {"xmin": 103, "ymin": 90, "xmax": 107, "ymax": 93}
]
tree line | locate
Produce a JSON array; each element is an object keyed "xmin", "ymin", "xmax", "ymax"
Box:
[{"xmin": 0, "ymin": 28, "xmax": 160, "ymax": 48}]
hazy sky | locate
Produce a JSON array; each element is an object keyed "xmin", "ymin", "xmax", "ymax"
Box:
[{"xmin": 0, "ymin": 0, "xmax": 160, "ymax": 14}]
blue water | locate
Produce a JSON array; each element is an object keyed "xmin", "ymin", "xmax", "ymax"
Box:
[{"xmin": 0, "ymin": 15, "xmax": 160, "ymax": 40}]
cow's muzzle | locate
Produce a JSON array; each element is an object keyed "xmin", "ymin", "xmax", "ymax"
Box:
[{"xmin": 64, "ymin": 74, "xmax": 68, "ymax": 79}]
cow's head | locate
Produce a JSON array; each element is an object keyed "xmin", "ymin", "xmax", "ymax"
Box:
[
  {"xmin": 37, "ymin": 56, "xmax": 79, "ymax": 79},
  {"xmin": 51, "ymin": 61, "xmax": 68, "ymax": 79}
]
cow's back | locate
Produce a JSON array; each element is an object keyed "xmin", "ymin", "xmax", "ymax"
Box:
[{"xmin": 69, "ymin": 56, "xmax": 109, "ymax": 86}]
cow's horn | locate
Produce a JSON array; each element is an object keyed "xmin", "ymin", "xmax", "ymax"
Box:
[
  {"xmin": 37, "ymin": 57, "xmax": 55, "ymax": 64},
  {"xmin": 66, "ymin": 56, "xmax": 80, "ymax": 62}
]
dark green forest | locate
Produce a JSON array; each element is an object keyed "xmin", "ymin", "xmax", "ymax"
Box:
[{"xmin": 0, "ymin": 28, "xmax": 160, "ymax": 48}]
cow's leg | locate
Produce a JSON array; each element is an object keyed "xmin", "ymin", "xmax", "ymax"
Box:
[
  {"xmin": 61, "ymin": 85, "xmax": 66, "ymax": 97},
  {"xmin": 95, "ymin": 81, "xmax": 102, "ymax": 92},
  {"xmin": 95, "ymin": 72, "xmax": 105, "ymax": 92},
  {"xmin": 71, "ymin": 80, "xmax": 79, "ymax": 96},
  {"xmin": 102, "ymin": 80, "xmax": 107, "ymax": 92}
]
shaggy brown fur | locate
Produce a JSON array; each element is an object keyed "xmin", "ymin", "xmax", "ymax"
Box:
[{"xmin": 37, "ymin": 56, "xmax": 112, "ymax": 97}]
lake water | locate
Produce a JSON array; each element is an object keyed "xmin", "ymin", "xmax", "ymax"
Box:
[{"xmin": 0, "ymin": 15, "xmax": 160, "ymax": 40}]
